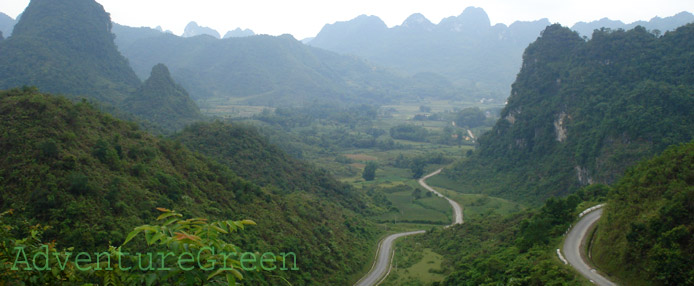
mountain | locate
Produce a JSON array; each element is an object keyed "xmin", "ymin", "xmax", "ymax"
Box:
[
  {"xmin": 223, "ymin": 27, "xmax": 255, "ymax": 38},
  {"xmin": 592, "ymin": 142, "xmax": 694, "ymax": 285},
  {"xmin": 182, "ymin": 21, "xmax": 220, "ymax": 38},
  {"xmin": 111, "ymin": 23, "xmax": 165, "ymax": 55},
  {"xmin": 572, "ymin": 11, "xmax": 694, "ymax": 38},
  {"xmin": 306, "ymin": 14, "xmax": 389, "ymax": 57},
  {"xmin": 445, "ymin": 24, "xmax": 694, "ymax": 202},
  {"xmin": 113, "ymin": 30, "xmax": 458, "ymax": 107},
  {"xmin": 0, "ymin": 88, "xmax": 376, "ymax": 285},
  {"xmin": 0, "ymin": 12, "xmax": 15, "ymax": 36},
  {"xmin": 0, "ymin": 0, "xmax": 140, "ymax": 105},
  {"xmin": 309, "ymin": 7, "xmax": 552, "ymax": 101},
  {"xmin": 121, "ymin": 64, "xmax": 203, "ymax": 132}
]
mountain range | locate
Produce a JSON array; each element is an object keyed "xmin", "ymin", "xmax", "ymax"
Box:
[
  {"xmin": 224, "ymin": 27, "xmax": 255, "ymax": 38},
  {"xmin": 308, "ymin": 8, "xmax": 694, "ymax": 101},
  {"xmin": 182, "ymin": 21, "xmax": 221, "ymax": 38},
  {"xmin": 309, "ymin": 7, "xmax": 549, "ymax": 101},
  {"xmin": 572, "ymin": 11, "xmax": 694, "ymax": 37},
  {"xmin": 112, "ymin": 26, "xmax": 458, "ymax": 107}
]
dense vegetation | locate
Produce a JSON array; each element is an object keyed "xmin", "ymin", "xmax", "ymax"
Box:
[
  {"xmin": 593, "ymin": 142, "xmax": 694, "ymax": 285},
  {"xmin": 0, "ymin": 88, "xmax": 377, "ymax": 285},
  {"xmin": 173, "ymin": 121, "xmax": 364, "ymax": 210},
  {"xmin": 122, "ymin": 64, "xmax": 202, "ymax": 132},
  {"xmin": 402, "ymin": 184, "xmax": 608, "ymax": 285},
  {"xmin": 0, "ymin": 0, "xmax": 203, "ymax": 133},
  {"xmin": 0, "ymin": 0, "xmax": 140, "ymax": 105},
  {"xmin": 448, "ymin": 23, "xmax": 694, "ymax": 203}
]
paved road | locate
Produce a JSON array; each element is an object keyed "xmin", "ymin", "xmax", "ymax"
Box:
[
  {"xmin": 354, "ymin": 230, "xmax": 426, "ymax": 286},
  {"xmin": 355, "ymin": 169, "xmax": 462, "ymax": 286},
  {"xmin": 563, "ymin": 207, "xmax": 617, "ymax": 286},
  {"xmin": 418, "ymin": 169, "xmax": 464, "ymax": 226}
]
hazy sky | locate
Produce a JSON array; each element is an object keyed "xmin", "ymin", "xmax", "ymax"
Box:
[{"xmin": 1, "ymin": 0, "xmax": 691, "ymax": 39}]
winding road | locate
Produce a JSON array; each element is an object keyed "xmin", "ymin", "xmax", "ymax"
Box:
[
  {"xmin": 562, "ymin": 207, "xmax": 617, "ymax": 286},
  {"xmin": 354, "ymin": 169, "xmax": 462, "ymax": 286},
  {"xmin": 418, "ymin": 169, "xmax": 463, "ymax": 226}
]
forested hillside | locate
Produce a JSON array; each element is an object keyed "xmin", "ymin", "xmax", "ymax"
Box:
[
  {"xmin": 174, "ymin": 121, "xmax": 359, "ymax": 206},
  {"xmin": 0, "ymin": 88, "xmax": 376, "ymax": 285},
  {"xmin": 447, "ymin": 23, "xmax": 694, "ymax": 202},
  {"xmin": 122, "ymin": 64, "xmax": 203, "ymax": 132},
  {"xmin": 0, "ymin": 0, "xmax": 207, "ymax": 133},
  {"xmin": 0, "ymin": 0, "xmax": 140, "ymax": 105},
  {"xmin": 592, "ymin": 142, "xmax": 694, "ymax": 285}
]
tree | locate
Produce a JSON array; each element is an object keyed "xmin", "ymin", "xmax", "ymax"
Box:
[
  {"xmin": 362, "ymin": 162, "xmax": 377, "ymax": 181},
  {"xmin": 412, "ymin": 188, "xmax": 423, "ymax": 199},
  {"xmin": 410, "ymin": 158, "xmax": 426, "ymax": 179}
]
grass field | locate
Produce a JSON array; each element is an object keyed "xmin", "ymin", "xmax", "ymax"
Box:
[
  {"xmin": 371, "ymin": 187, "xmax": 452, "ymax": 224},
  {"xmin": 382, "ymin": 247, "xmax": 447, "ymax": 286}
]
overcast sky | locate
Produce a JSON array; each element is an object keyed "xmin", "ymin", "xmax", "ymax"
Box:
[{"xmin": 1, "ymin": 0, "xmax": 692, "ymax": 39}]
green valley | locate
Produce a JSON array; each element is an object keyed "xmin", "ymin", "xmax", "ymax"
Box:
[{"xmin": 0, "ymin": 0, "xmax": 693, "ymax": 285}]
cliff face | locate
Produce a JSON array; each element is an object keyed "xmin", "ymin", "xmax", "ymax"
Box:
[{"xmin": 448, "ymin": 24, "xmax": 694, "ymax": 202}]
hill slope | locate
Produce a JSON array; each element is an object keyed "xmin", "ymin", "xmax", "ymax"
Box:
[
  {"xmin": 0, "ymin": 0, "xmax": 206, "ymax": 133},
  {"xmin": 0, "ymin": 0, "xmax": 140, "ymax": 104},
  {"xmin": 122, "ymin": 64, "xmax": 203, "ymax": 132},
  {"xmin": 592, "ymin": 142, "xmax": 694, "ymax": 285},
  {"xmin": 0, "ymin": 88, "xmax": 375, "ymax": 285},
  {"xmin": 446, "ymin": 24, "xmax": 694, "ymax": 202}
]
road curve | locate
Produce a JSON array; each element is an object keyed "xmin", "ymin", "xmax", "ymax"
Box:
[
  {"xmin": 355, "ymin": 169, "xmax": 462, "ymax": 286},
  {"xmin": 354, "ymin": 230, "xmax": 426, "ymax": 286},
  {"xmin": 563, "ymin": 207, "xmax": 617, "ymax": 286},
  {"xmin": 418, "ymin": 169, "xmax": 464, "ymax": 226}
]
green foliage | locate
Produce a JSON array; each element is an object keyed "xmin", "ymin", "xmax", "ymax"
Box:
[
  {"xmin": 120, "ymin": 208, "xmax": 257, "ymax": 285},
  {"xmin": 0, "ymin": 89, "xmax": 377, "ymax": 285},
  {"xmin": 412, "ymin": 187, "xmax": 605, "ymax": 285},
  {"xmin": 390, "ymin": 124, "xmax": 429, "ymax": 142},
  {"xmin": 362, "ymin": 161, "xmax": 377, "ymax": 181},
  {"xmin": 449, "ymin": 24, "xmax": 694, "ymax": 203},
  {"xmin": 121, "ymin": 64, "xmax": 203, "ymax": 133},
  {"xmin": 593, "ymin": 142, "xmax": 694, "ymax": 285},
  {"xmin": 0, "ymin": 0, "xmax": 140, "ymax": 104},
  {"xmin": 454, "ymin": 107, "xmax": 486, "ymax": 129},
  {"xmin": 0, "ymin": 208, "xmax": 261, "ymax": 285}
]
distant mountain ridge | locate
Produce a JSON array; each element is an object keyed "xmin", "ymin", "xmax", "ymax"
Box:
[
  {"xmin": 182, "ymin": 21, "xmax": 220, "ymax": 38},
  {"xmin": 309, "ymin": 7, "xmax": 551, "ymax": 101},
  {"xmin": 113, "ymin": 29, "xmax": 459, "ymax": 107},
  {"xmin": 0, "ymin": 12, "xmax": 15, "ymax": 36},
  {"xmin": 571, "ymin": 11, "xmax": 694, "ymax": 37},
  {"xmin": 308, "ymin": 8, "xmax": 694, "ymax": 101},
  {"xmin": 224, "ymin": 27, "xmax": 255, "ymax": 38}
]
